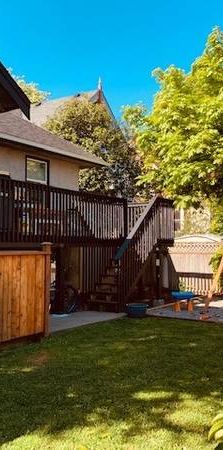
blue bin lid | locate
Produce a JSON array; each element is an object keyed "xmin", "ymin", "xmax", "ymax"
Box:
[{"xmin": 171, "ymin": 291, "xmax": 194, "ymax": 300}]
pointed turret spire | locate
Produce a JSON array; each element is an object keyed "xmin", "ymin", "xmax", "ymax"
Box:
[{"xmin": 98, "ymin": 77, "xmax": 102, "ymax": 91}]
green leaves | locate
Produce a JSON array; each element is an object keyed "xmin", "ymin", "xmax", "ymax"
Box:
[
  {"xmin": 45, "ymin": 99, "xmax": 143, "ymax": 199},
  {"xmin": 125, "ymin": 27, "xmax": 223, "ymax": 211},
  {"xmin": 13, "ymin": 72, "xmax": 49, "ymax": 104}
]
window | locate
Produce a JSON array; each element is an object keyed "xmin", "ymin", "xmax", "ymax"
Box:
[{"xmin": 26, "ymin": 157, "xmax": 48, "ymax": 184}]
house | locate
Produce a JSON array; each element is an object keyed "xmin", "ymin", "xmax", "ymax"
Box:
[
  {"xmin": 0, "ymin": 62, "xmax": 175, "ymax": 318},
  {"xmin": 30, "ymin": 78, "xmax": 116, "ymax": 127}
]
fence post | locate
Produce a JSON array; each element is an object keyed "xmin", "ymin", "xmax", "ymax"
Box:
[
  {"xmin": 42, "ymin": 242, "xmax": 52, "ymax": 337},
  {"xmin": 123, "ymin": 198, "xmax": 128, "ymax": 237},
  {"xmin": 155, "ymin": 246, "xmax": 161, "ymax": 298}
]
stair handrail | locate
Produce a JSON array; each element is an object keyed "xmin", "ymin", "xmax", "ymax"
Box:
[
  {"xmin": 113, "ymin": 195, "xmax": 174, "ymax": 307},
  {"xmin": 114, "ymin": 194, "xmax": 162, "ymax": 262}
]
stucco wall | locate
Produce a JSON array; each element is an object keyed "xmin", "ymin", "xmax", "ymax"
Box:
[{"xmin": 0, "ymin": 145, "xmax": 79, "ymax": 190}]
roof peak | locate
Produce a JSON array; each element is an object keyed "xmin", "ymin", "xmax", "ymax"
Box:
[{"xmin": 98, "ymin": 77, "xmax": 102, "ymax": 91}]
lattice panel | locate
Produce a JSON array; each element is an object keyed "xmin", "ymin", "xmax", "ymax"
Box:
[{"xmin": 169, "ymin": 242, "xmax": 220, "ymax": 254}]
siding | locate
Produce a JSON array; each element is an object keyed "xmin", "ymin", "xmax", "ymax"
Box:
[{"xmin": 0, "ymin": 145, "xmax": 79, "ymax": 190}]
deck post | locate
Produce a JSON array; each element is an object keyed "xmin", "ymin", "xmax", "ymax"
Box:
[
  {"xmin": 42, "ymin": 242, "xmax": 52, "ymax": 337},
  {"xmin": 54, "ymin": 246, "xmax": 65, "ymax": 313}
]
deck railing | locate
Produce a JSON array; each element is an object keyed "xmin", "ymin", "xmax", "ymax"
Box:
[
  {"xmin": 127, "ymin": 203, "xmax": 148, "ymax": 233},
  {"xmin": 0, "ymin": 177, "xmax": 127, "ymax": 244}
]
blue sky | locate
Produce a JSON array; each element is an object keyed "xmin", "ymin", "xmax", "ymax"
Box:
[{"xmin": 1, "ymin": 0, "xmax": 223, "ymax": 116}]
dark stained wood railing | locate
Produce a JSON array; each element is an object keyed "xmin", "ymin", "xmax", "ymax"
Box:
[
  {"xmin": 0, "ymin": 177, "xmax": 127, "ymax": 245},
  {"xmin": 127, "ymin": 203, "xmax": 148, "ymax": 233},
  {"xmin": 114, "ymin": 195, "xmax": 174, "ymax": 306},
  {"xmin": 128, "ymin": 201, "xmax": 176, "ymax": 239}
]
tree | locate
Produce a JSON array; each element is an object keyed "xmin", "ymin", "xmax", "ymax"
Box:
[
  {"xmin": 11, "ymin": 71, "xmax": 49, "ymax": 104},
  {"xmin": 12, "ymin": 71, "xmax": 143, "ymax": 199},
  {"xmin": 45, "ymin": 98, "xmax": 142, "ymax": 199},
  {"xmin": 123, "ymin": 27, "xmax": 223, "ymax": 215},
  {"xmin": 176, "ymin": 207, "xmax": 211, "ymax": 236}
]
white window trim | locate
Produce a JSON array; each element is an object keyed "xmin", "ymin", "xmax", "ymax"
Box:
[{"xmin": 26, "ymin": 157, "xmax": 48, "ymax": 185}]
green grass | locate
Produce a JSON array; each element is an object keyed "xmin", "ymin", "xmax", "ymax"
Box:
[{"xmin": 1, "ymin": 317, "xmax": 223, "ymax": 449}]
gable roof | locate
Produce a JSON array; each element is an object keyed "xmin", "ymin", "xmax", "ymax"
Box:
[
  {"xmin": 0, "ymin": 62, "xmax": 30, "ymax": 118},
  {"xmin": 0, "ymin": 111, "xmax": 108, "ymax": 168},
  {"xmin": 31, "ymin": 88, "xmax": 116, "ymax": 127}
]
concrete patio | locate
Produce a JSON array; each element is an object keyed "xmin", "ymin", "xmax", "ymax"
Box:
[
  {"xmin": 147, "ymin": 299, "xmax": 223, "ymax": 323},
  {"xmin": 50, "ymin": 311, "xmax": 126, "ymax": 333}
]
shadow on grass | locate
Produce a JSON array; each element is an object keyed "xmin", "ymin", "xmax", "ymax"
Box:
[{"xmin": 1, "ymin": 317, "xmax": 223, "ymax": 446}]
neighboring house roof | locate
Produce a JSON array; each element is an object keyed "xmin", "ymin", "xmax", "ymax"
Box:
[
  {"xmin": 0, "ymin": 111, "xmax": 108, "ymax": 168},
  {"xmin": 31, "ymin": 86, "xmax": 116, "ymax": 127},
  {"xmin": 0, "ymin": 62, "xmax": 30, "ymax": 119}
]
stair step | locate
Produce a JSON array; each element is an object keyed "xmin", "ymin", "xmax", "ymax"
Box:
[
  {"xmin": 90, "ymin": 299, "xmax": 118, "ymax": 304},
  {"xmin": 91, "ymin": 292, "xmax": 117, "ymax": 301},
  {"xmin": 106, "ymin": 263, "xmax": 119, "ymax": 274},
  {"xmin": 100, "ymin": 275, "xmax": 117, "ymax": 284},
  {"xmin": 110, "ymin": 260, "xmax": 117, "ymax": 267},
  {"xmin": 102, "ymin": 274, "xmax": 117, "ymax": 278},
  {"xmin": 106, "ymin": 268, "xmax": 117, "ymax": 276},
  {"xmin": 96, "ymin": 283, "xmax": 117, "ymax": 293},
  {"xmin": 88, "ymin": 300, "xmax": 120, "ymax": 313}
]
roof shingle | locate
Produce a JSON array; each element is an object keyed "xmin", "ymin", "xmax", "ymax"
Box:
[
  {"xmin": 0, "ymin": 111, "xmax": 107, "ymax": 167},
  {"xmin": 31, "ymin": 91, "xmax": 98, "ymax": 126}
]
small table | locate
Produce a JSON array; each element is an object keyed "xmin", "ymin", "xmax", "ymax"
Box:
[{"xmin": 171, "ymin": 291, "xmax": 194, "ymax": 312}]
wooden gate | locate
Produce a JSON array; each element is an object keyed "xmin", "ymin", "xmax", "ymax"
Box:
[{"xmin": 0, "ymin": 243, "xmax": 51, "ymax": 343}]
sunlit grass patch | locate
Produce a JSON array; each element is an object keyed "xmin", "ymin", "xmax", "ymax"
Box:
[{"xmin": 0, "ymin": 317, "xmax": 223, "ymax": 449}]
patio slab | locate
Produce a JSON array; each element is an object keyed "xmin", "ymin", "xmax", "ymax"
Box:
[
  {"xmin": 50, "ymin": 311, "xmax": 126, "ymax": 333},
  {"xmin": 147, "ymin": 299, "xmax": 223, "ymax": 323}
]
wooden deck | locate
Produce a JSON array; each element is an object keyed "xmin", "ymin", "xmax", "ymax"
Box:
[{"xmin": 0, "ymin": 176, "xmax": 127, "ymax": 245}]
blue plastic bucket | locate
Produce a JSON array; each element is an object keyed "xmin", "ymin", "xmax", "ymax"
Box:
[{"xmin": 126, "ymin": 303, "xmax": 148, "ymax": 318}]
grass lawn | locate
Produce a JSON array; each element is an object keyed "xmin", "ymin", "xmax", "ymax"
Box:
[{"xmin": 1, "ymin": 317, "xmax": 223, "ymax": 450}]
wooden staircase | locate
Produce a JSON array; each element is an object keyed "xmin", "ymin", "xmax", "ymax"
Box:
[
  {"xmin": 88, "ymin": 196, "xmax": 174, "ymax": 312},
  {"xmin": 89, "ymin": 261, "xmax": 120, "ymax": 312}
]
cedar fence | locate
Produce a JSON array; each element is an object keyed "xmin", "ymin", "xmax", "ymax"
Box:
[
  {"xmin": 0, "ymin": 243, "xmax": 51, "ymax": 344},
  {"xmin": 169, "ymin": 238, "xmax": 222, "ymax": 295}
]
